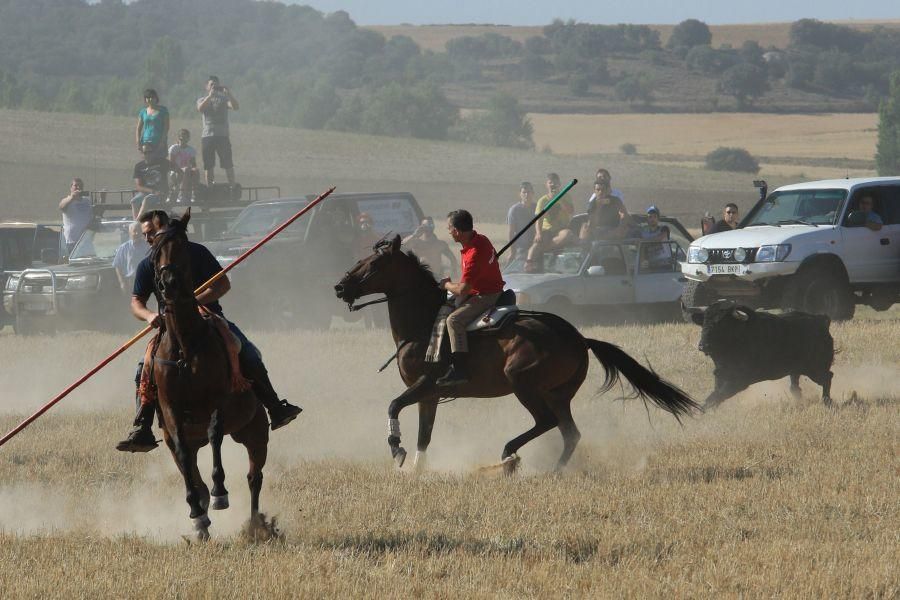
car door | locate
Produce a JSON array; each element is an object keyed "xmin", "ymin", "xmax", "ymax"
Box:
[
  {"xmin": 581, "ymin": 243, "xmax": 634, "ymax": 306},
  {"xmin": 841, "ymin": 186, "xmax": 900, "ymax": 282},
  {"xmin": 633, "ymin": 241, "xmax": 685, "ymax": 303}
]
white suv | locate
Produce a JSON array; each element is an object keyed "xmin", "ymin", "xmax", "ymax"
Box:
[{"xmin": 681, "ymin": 177, "xmax": 900, "ymax": 320}]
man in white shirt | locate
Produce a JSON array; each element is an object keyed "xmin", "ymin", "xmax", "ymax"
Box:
[
  {"xmin": 113, "ymin": 222, "xmax": 150, "ymax": 294},
  {"xmin": 59, "ymin": 177, "xmax": 93, "ymax": 255}
]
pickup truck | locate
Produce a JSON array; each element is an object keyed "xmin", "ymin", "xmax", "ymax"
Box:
[
  {"xmin": 503, "ymin": 215, "xmax": 693, "ymax": 323},
  {"xmin": 681, "ymin": 177, "xmax": 900, "ymax": 320},
  {"xmin": 207, "ymin": 191, "xmax": 425, "ymax": 329},
  {"xmin": 0, "ymin": 223, "xmax": 64, "ymax": 331}
]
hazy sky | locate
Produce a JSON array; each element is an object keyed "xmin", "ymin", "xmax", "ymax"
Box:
[{"xmin": 288, "ymin": 0, "xmax": 899, "ymax": 26}]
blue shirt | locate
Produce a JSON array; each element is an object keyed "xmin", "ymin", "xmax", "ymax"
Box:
[
  {"xmin": 138, "ymin": 106, "xmax": 169, "ymax": 147},
  {"xmin": 133, "ymin": 241, "xmax": 224, "ymax": 316},
  {"xmin": 113, "ymin": 238, "xmax": 150, "ymax": 279}
]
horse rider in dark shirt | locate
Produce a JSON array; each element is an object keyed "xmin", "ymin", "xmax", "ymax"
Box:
[{"xmin": 116, "ymin": 210, "xmax": 302, "ymax": 452}]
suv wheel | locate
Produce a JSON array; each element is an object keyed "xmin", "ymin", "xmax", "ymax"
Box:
[
  {"xmin": 14, "ymin": 313, "xmax": 56, "ymax": 336},
  {"xmin": 783, "ymin": 269, "xmax": 855, "ymax": 321},
  {"xmin": 680, "ymin": 280, "xmax": 710, "ymax": 323}
]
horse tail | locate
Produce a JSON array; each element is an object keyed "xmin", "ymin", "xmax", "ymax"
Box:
[{"xmin": 585, "ymin": 338, "xmax": 701, "ymax": 422}]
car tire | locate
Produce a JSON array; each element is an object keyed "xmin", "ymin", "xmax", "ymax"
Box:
[
  {"xmin": 782, "ymin": 268, "xmax": 855, "ymax": 321},
  {"xmin": 14, "ymin": 313, "xmax": 56, "ymax": 336},
  {"xmin": 680, "ymin": 280, "xmax": 711, "ymax": 323}
]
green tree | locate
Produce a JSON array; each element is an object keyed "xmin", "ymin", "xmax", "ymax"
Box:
[
  {"xmin": 615, "ymin": 73, "xmax": 654, "ymax": 106},
  {"xmin": 717, "ymin": 64, "xmax": 769, "ymax": 108},
  {"xmin": 451, "ymin": 93, "xmax": 534, "ymax": 149},
  {"xmin": 876, "ymin": 71, "xmax": 900, "ymax": 175},
  {"xmin": 668, "ymin": 19, "xmax": 712, "ymax": 50}
]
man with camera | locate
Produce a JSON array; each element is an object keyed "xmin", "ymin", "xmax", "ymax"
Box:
[
  {"xmin": 402, "ymin": 216, "xmax": 458, "ymax": 279},
  {"xmin": 59, "ymin": 177, "xmax": 93, "ymax": 255},
  {"xmin": 197, "ymin": 75, "xmax": 239, "ymax": 187}
]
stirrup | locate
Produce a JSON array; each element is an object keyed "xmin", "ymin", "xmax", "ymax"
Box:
[
  {"xmin": 115, "ymin": 427, "xmax": 159, "ymax": 453},
  {"xmin": 268, "ymin": 400, "xmax": 302, "ymax": 431}
]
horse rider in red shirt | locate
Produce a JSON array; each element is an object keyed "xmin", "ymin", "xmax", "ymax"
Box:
[{"xmin": 435, "ymin": 209, "xmax": 505, "ymax": 387}]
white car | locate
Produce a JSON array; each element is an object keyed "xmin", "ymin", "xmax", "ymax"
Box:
[
  {"xmin": 681, "ymin": 177, "xmax": 900, "ymax": 320},
  {"xmin": 504, "ymin": 217, "xmax": 693, "ymax": 323}
]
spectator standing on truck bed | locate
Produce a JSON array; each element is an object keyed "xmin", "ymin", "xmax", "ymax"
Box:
[
  {"xmin": 506, "ymin": 182, "xmax": 536, "ymax": 263},
  {"xmin": 586, "ymin": 168, "xmax": 624, "ymax": 212},
  {"xmin": 579, "ymin": 179, "xmax": 630, "ymax": 241},
  {"xmin": 131, "ymin": 144, "xmax": 175, "ymax": 219},
  {"xmin": 402, "ymin": 217, "xmax": 458, "ymax": 279},
  {"xmin": 135, "ymin": 89, "xmax": 169, "ymax": 160},
  {"xmin": 113, "ymin": 222, "xmax": 150, "ymax": 295},
  {"xmin": 711, "ymin": 203, "xmax": 739, "ymax": 234},
  {"xmin": 197, "ymin": 75, "xmax": 238, "ymax": 186},
  {"xmin": 59, "ymin": 177, "xmax": 93, "ymax": 255},
  {"xmin": 168, "ymin": 129, "xmax": 199, "ymax": 202}
]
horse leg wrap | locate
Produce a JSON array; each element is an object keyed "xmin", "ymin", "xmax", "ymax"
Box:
[
  {"xmin": 193, "ymin": 514, "xmax": 211, "ymax": 530},
  {"xmin": 388, "ymin": 418, "xmax": 401, "ymax": 439}
]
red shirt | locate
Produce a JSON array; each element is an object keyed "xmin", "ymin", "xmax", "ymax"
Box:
[{"xmin": 460, "ymin": 231, "xmax": 504, "ymax": 295}]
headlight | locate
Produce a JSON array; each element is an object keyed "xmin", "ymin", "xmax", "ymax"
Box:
[
  {"xmin": 755, "ymin": 244, "xmax": 792, "ymax": 262},
  {"xmin": 687, "ymin": 246, "xmax": 709, "ymax": 264},
  {"xmin": 5, "ymin": 275, "xmax": 20, "ymax": 291},
  {"xmin": 733, "ymin": 247, "xmax": 747, "ymax": 263},
  {"xmin": 64, "ymin": 273, "xmax": 99, "ymax": 290}
]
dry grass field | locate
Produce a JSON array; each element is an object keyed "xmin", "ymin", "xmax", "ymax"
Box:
[
  {"xmin": 0, "ymin": 318, "xmax": 897, "ymax": 597},
  {"xmin": 370, "ymin": 20, "xmax": 900, "ymax": 52}
]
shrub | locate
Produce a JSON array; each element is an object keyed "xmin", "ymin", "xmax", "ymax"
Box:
[
  {"xmin": 620, "ymin": 143, "xmax": 638, "ymax": 155},
  {"xmin": 705, "ymin": 147, "xmax": 760, "ymax": 173},
  {"xmin": 668, "ymin": 19, "xmax": 712, "ymax": 50},
  {"xmin": 451, "ymin": 93, "xmax": 534, "ymax": 149},
  {"xmin": 568, "ymin": 75, "xmax": 590, "ymax": 96},
  {"xmin": 615, "ymin": 72, "xmax": 654, "ymax": 105}
]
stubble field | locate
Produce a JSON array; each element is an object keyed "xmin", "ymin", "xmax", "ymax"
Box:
[
  {"xmin": 0, "ymin": 106, "xmax": 897, "ymax": 597},
  {"xmin": 0, "ymin": 317, "xmax": 897, "ymax": 597}
]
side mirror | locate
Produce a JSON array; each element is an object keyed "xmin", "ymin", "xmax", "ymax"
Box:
[
  {"xmin": 845, "ymin": 211, "xmax": 866, "ymax": 227},
  {"xmin": 586, "ymin": 265, "xmax": 606, "ymax": 277},
  {"xmin": 40, "ymin": 247, "xmax": 60, "ymax": 264}
]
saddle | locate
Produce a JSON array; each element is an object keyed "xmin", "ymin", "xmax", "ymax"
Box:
[
  {"xmin": 138, "ymin": 309, "xmax": 250, "ymax": 407},
  {"xmin": 467, "ymin": 289, "xmax": 519, "ymax": 333},
  {"xmin": 426, "ymin": 289, "xmax": 519, "ymax": 363}
]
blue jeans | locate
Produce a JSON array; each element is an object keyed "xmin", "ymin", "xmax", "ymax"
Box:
[{"xmin": 227, "ymin": 320, "xmax": 262, "ymax": 366}]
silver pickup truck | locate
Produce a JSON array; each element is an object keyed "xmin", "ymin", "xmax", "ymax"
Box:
[{"xmin": 503, "ymin": 216, "xmax": 692, "ymax": 323}]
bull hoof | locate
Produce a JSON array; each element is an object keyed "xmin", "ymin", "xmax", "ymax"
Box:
[
  {"xmin": 211, "ymin": 494, "xmax": 229, "ymax": 511},
  {"xmin": 501, "ymin": 454, "xmax": 521, "ymax": 476},
  {"xmin": 393, "ymin": 447, "xmax": 407, "ymax": 470}
]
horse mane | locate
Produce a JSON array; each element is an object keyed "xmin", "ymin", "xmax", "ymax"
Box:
[{"xmin": 404, "ymin": 250, "xmax": 438, "ymax": 287}]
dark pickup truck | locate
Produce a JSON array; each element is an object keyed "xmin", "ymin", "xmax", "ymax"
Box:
[
  {"xmin": 206, "ymin": 192, "xmax": 424, "ymax": 329},
  {"xmin": 0, "ymin": 223, "xmax": 65, "ymax": 332}
]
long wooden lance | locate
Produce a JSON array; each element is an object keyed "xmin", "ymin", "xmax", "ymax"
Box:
[
  {"xmin": 0, "ymin": 186, "xmax": 336, "ymax": 449},
  {"xmin": 376, "ymin": 178, "xmax": 578, "ymax": 372}
]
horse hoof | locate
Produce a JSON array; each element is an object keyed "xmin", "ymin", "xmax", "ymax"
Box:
[
  {"xmin": 394, "ymin": 447, "xmax": 407, "ymax": 469},
  {"xmin": 413, "ymin": 451, "xmax": 427, "ymax": 473},
  {"xmin": 502, "ymin": 454, "xmax": 521, "ymax": 476},
  {"xmin": 192, "ymin": 514, "xmax": 211, "ymax": 540},
  {"xmin": 211, "ymin": 495, "xmax": 229, "ymax": 511}
]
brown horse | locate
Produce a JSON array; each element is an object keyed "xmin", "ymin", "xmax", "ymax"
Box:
[
  {"xmin": 150, "ymin": 211, "xmax": 269, "ymax": 539},
  {"xmin": 335, "ymin": 236, "xmax": 700, "ymax": 471}
]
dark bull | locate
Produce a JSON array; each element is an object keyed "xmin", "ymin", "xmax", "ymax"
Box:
[{"xmin": 689, "ymin": 300, "xmax": 834, "ymax": 408}]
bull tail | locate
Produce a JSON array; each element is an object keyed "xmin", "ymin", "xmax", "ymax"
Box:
[{"xmin": 586, "ymin": 339, "xmax": 701, "ymax": 422}]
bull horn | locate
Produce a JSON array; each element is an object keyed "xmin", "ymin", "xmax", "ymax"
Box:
[{"xmin": 732, "ymin": 308, "xmax": 750, "ymax": 321}]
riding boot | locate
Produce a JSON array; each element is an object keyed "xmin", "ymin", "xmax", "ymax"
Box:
[
  {"xmin": 242, "ymin": 359, "xmax": 302, "ymax": 431},
  {"xmin": 435, "ymin": 352, "xmax": 470, "ymax": 387},
  {"xmin": 115, "ymin": 402, "xmax": 159, "ymax": 452}
]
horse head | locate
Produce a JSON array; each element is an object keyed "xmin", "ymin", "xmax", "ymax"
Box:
[
  {"xmin": 334, "ymin": 234, "xmax": 424, "ymax": 309},
  {"xmin": 151, "ymin": 208, "xmax": 194, "ymax": 305}
]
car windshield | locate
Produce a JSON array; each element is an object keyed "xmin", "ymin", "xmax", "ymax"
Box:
[
  {"xmin": 70, "ymin": 222, "xmax": 131, "ymax": 260},
  {"xmin": 227, "ymin": 201, "xmax": 309, "ymax": 237},
  {"xmin": 506, "ymin": 247, "xmax": 587, "ymax": 275},
  {"xmin": 746, "ymin": 189, "xmax": 847, "ymax": 226}
]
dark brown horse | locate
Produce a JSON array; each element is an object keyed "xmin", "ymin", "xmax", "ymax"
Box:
[
  {"xmin": 335, "ymin": 236, "xmax": 700, "ymax": 472},
  {"xmin": 151, "ymin": 211, "xmax": 269, "ymax": 539}
]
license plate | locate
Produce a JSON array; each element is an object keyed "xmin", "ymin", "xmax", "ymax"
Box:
[
  {"xmin": 23, "ymin": 302, "xmax": 51, "ymax": 312},
  {"xmin": 707, "ymin": 264, "xmax": 747, "ymax": 276}
]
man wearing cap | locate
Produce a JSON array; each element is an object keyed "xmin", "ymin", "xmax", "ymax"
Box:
[{"xmin": 435, "ymin": 209, "xmax": 504, "ymax": 387}]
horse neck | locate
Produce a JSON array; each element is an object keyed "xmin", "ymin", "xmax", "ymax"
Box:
[
  {"xmin": 386, "ymin": 280, "xmax": 442, "ymax": 346},
  {"xmin": 162, "ymin": 298, "xmax": 205, "ymax": 356}
]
